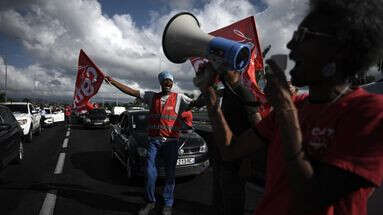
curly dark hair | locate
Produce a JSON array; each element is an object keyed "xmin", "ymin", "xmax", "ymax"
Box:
[{"xmin": 309, "ymin": 0, "xmax": 383, "ymax": 78}]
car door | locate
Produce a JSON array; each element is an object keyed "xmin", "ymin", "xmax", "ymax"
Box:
[
  {"xmin": 119, "ymin": 114, "xmax": 132, "ymax": 162},
  {"xmin": 0, "ymin": 107, "xmax": 20, "ymax": 164},
  {"xmin": 113, "ymin": 113, "xmax": 127, "ymax": 159}
]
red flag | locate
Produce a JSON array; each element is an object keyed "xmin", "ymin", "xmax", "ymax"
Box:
[
  {"xmin": 190, "ymin": 16, "xmax": 267, "ymax": 103},
  {"xmin": 73, "ymin": 49, "xmax": 105, "ymax": 112}
]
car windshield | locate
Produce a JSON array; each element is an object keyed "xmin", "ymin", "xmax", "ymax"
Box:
[
  {"xmin": 4, "ymin": 104, "xmax": 28, "ymax": 114},
  {"xmin": 89, "ymin": 109, "xmax": 106, "ymax": 116},
  {"xmin": 132, "ymin": 113, "xmax": 148, "ymax": 131},
  {"xmin": 180, "ymin": 120, "xmax": 193, "ymax": 130},
  {"xmin": 131, "ymin": 112, "xmax": 192, "ymax": 131}
]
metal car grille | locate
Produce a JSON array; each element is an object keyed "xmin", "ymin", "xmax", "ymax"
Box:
[{"xmin": 182, "ymin": 148, "xmax": 199, "ymax": 154}]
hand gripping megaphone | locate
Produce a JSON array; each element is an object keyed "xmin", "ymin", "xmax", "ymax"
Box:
[{"xmin": 162, "ymin": 12, "xmax": 251, "ymax": 71}]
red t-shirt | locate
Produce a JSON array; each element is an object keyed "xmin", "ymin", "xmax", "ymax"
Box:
[{"xmin": 255, "ymin": 87, "xmax": 383, "ymax": 215}]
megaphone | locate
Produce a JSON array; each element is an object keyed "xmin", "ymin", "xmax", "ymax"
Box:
[{"xmin": 162, "ymin": 12, "xmax": 251, "ymax": 71}]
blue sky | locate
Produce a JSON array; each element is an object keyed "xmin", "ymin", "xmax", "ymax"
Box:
[{"xmin": 0, "ymin": 0, "xmax": 309, "ymax": 102}]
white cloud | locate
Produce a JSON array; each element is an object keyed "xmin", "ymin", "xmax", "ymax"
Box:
[{"xmin": 0, "ymin": 0, "xmax": 310, "ymax": 102}]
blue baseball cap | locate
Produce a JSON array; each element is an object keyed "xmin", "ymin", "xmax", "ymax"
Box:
[{"xmin": 158, "ymin": 71, "xmax": 174, "ymax": 83}]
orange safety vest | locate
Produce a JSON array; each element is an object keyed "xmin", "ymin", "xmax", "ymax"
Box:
[{"xmin": 148, "ymin": 92, "xmax": 180, "ymax": 138}]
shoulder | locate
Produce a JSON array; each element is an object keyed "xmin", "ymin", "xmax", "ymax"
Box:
[{"xmin": 343, "ymin": 88, "xmax": 383, "ymax": 114}]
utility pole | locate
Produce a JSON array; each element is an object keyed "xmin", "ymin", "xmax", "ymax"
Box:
[{"xmin": 3, "ymin": 55, "xmax": 7, "ymax": 103}]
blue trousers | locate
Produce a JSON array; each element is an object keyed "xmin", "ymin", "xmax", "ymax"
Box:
[{"xmin": 145, "ymin": 139, "xmax": 178, "ymax": 206}]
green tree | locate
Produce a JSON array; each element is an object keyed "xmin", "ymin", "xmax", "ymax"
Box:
[
  {"xmin": 0, "ymin": 92, "xmax": 5, "ymax": 103},
  {"xmin": 22, "ymin": 98, "xmax": 31, "ymax": 103}
]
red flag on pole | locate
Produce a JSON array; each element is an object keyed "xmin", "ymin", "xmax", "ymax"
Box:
[
  {"xmin": 73, "ymin": 49, "xmax": 105, "ymax": 112},
  {"xmin": 190, "ymin": 16, "xmax": 267, "ymax": 103}
]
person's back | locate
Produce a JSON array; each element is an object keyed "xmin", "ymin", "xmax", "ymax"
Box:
[{"xmin": 214, "ymin": 71, "xmax": 266, "ymax": 215}]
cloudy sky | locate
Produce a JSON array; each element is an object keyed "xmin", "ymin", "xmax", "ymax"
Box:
[{"xmin": 0, "ymin": 0, "xmax": 312, "ymax": 103}]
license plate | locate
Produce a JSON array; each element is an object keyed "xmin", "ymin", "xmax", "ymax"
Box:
[
  {"xmin": 94, "ymin": 122, "xmax": 102, "ymax": 125},
  {"xmin": 177, "ymin": 158, "xmax": 195, "ymax": 166}
]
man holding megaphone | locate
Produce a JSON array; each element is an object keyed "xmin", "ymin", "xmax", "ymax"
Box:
[{"xmin": 105, "ymin": 71, "xmax": 203, "ymax": 215}]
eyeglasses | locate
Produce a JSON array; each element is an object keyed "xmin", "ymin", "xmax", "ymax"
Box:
[{"xmin": 292, "ymin": 27, "xmax": 335, "ymax": 44}]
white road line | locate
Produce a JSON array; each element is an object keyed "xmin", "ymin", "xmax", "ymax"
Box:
[
  {"xmin": 66, "ymin": 131, "xmax": 70, "ymax": 137},
  {"xmin": 39, "ymin": 190, "xmax": 57, "ymax": 215},
  {"xmin": 62, "ymin": 138, "xmax": 69, "ymax": 149},
  {"xmin": 54, "ymin": 153, "xmax": 66, "ymax": 174}
]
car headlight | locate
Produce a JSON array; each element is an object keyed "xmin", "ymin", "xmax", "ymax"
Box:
[
  {"xmin": 199, "ymin": 143, "xmax": 208, "ymax": 153},
  {"xmin": 104, "ymin": 118, "xmax": 109, "ymax": 122},
  {"xmin": 178, "ymin": 148, "xmax": 184, "ymax": 155},
  {"xmin": 85, "ymin": 118, "xmax": 91, "ymax": 123},
  {"xmin": 137, "ymin": 147, "xmax": 147, "ymax": 157},
  {"xmin": 17, "ymin": 119, "xmax": 28, "ymax": 125}
]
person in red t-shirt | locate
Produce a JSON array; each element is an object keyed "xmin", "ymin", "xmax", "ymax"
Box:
[{"xmin": 197, "ymin": 0, "xmax": 383, "ymax": 214}]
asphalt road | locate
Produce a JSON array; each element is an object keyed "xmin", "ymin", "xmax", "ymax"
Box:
[
  {"xmin": 0, "ymin": 123, "xmax": 382, "ymax": 215},
  {"xmin": 0, "ymin": 124, "xmax": 214, "ymax": 215}
]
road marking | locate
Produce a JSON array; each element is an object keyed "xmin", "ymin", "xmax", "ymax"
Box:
[
  {"xmin": 39, "ymin": 190, "xmax": 57, "ymax": 215},
  {"xmin": 66, "ymin": 131, "xmax": 70, "ymax": 137},
  {"xmin": 54, "ymin": 153, "xmax": 66, "ymax": 174},
  {"xmin": 62, "ymin": 138, "xmax": 69, "ymax": 148}
]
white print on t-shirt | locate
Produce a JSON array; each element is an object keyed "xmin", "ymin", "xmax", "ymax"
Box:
[{"xmin": 306, "ymin": 127, "xmax": 335, "ymax": 157}]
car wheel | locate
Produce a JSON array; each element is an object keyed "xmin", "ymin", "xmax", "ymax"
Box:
[
  {"xmin": 26, "ymin": 126, "xmax": 33, "ymax": 143},
  {"xmin": 15, "ymin": 141, "xmax": 24, "ymax": 163},
  {"xmin": 126, "ymin": 157, "xmax": 132, "ymax": 179}
]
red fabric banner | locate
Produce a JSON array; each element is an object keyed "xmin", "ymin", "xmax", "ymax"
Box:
[
  {"xmin": 190, "ymin": 16, "xmax": 267, "ymax": 103},
  {"xmin": 73, "ymin": 49, "xmax": 105, "ymax": 112}
]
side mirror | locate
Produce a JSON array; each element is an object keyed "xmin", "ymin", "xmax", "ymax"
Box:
[
  {"xmin": 31, "ymin": 110, "xmax": 38, "ymax": 114},
  {"xmin": 0, "ymin": 124, "xmax": 11, "ymax": 131}
]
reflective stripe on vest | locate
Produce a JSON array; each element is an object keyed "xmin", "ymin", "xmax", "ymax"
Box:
[{"xmin": 148, "ymin": 92, "xmax": 180, "ymax": 138}]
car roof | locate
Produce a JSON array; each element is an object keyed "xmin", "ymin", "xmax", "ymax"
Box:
[{"xmin": 1, "ymin": 102, "xmax": 31, "ymax": 105}]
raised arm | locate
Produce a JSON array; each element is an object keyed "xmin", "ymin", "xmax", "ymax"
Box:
[
  {"xmin": 202, "ymin": 84, "xmax": 266, "ymax": 161},
  {"xmin": 105, "ymin": 76, "xmax": 140, "ymax": 98}
]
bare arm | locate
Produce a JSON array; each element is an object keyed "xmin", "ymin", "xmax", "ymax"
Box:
[{"xmin": 105, "ymin": 76, "xmax": 140, "ymax": 98}]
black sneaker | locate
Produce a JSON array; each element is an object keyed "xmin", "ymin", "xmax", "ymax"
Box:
[
  {"xmin": 138, "ymin": 202, "xmax": 155, "ymax": 215},
  {"xmin": 162, "ymin": 206, "xmax": 172, "ymax": 215}
]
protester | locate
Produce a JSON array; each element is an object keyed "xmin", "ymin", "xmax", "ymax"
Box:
[
  {"xmin": 196, "ymin": 64, "xmax": 265, "ymax": 215},
  {"xmin": 197, "ymin": 0, "xmax": 383, "ymax": 214},
  {"xmin": 105, "ymin": 71, "xmax": 201, "ymax": 215},
  {"xmin": 64, "ymin": 105, "xmax": 71, "ymax": 124}
]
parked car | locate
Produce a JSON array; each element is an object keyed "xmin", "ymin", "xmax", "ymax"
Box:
[
  {"xmin": 52, "ymin": 109, "xmax": 65, "ymax": 124},
  {"xmin": 0, "ymin": 105, "xmax": 24, "ymax": 168},
  {"xmin": 41, "ymin": 107, "xmax": 54, "ymax": 127},
  {"xmin": 111, "ymin": 110, "xmax": 209, "ymax": 178},
  {"xmin": 1, "ymin": 102, "xmax": 42, "ymax": 142},
  {"xmin": 83, "ymin": 108, "xmax": 110, "ymax": 128}
]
